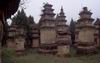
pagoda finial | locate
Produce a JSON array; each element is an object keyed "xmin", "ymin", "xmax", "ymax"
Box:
[
  {"xmin": 71, "ymin": 18, "xmax": 73, "ymax": 21},
  {"xmin": 83, "ymin": 7, "xmax": 88, "ymax": 11},
  {"xmin": 59, "ymin": 6, "xmax": 65, "ymax": 16},
  {"xmin": 61, "ymin": 6, "xmax": 64, "ymax": 13},
  {"xmin": 56, "ymin": 14, "xmax": 59, "ymax": 19}
]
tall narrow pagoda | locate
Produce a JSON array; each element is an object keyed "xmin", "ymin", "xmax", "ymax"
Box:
[
  {"xmin": 6, "ymin": 24, "xmax": 17, "ymax": 48},
  {"xmin": 94, "ymin": 18, "xmax": 100, "ymax": 48},
  {"xmin": 31, "ymin": 24, "xmax": 40, "ymax": 48},
  {"xmin": 7, "ymin": 21, "xmax": 25, "ymax": 55},
  {"xmin": 25, "ymin": 16, "xmax": 39, "ymax": 48},
  {"xmin": 75, "ymin": 7, "xmax": 97, "ymax": 54},
  {"xmin": 29, "ymin": 19, "xmax": 40, "ymax": 48},
  {"xmin": 15, "ymin": 26, "xmax": 26, "ymax": 55},
  {"xmin": 56, "ymin": 7, "xmax": 71, "ymax": 55},
  {"xmin": 39, "ymin": 3, "xmax": 57, "ymax": 54}
]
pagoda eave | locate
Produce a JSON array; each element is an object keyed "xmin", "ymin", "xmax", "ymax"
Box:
[
  {"xmin": 76, "ymin": 45, "xmax": 97, "ymax": 54},
  {"xmin": 76, "ymin": 25, "xmax": 95, "ymax": 29},
  {"xmin": 40, "ymin": 43, "xmax": 57, "ymax": 48},
  {"xmin": 41, "ymin": 13, "xmax": 55, "ymax": 16},
  {"xmin": 78, "ymin": 18, "xmax": 94, "ymax": 22},
  {"xmin": 42, "ymin": 9, "xmax": 54, "ymax": 12},
  {"xmin": 79, "ymin": 11, "xmax": 92, "ymax": 16},
  {"xmin": 41, "ymin": 18, "xmax": 55, "ymax": 21},
  {"xmin": 76, "ymin": 41, "xmax": 96, "ymax": 46}
]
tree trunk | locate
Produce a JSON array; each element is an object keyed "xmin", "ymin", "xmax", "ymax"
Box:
[{"xmin": 0, "ymin": 10, "xmax": 3, "ymax": 63}]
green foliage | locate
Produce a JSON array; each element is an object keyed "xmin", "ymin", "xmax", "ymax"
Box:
[
  {"xmin": 12, "ymin": 9, "xmax": 28, "ymax": 28},
  {"xmin": 69, "ymin": 47, "xmax": 77, "ymax": 57},
  {"xmin": 14, "ymin": 51, "xmax": 100, "ymax": 63},
  {"xmin": 70, "ymin": 19, "xmax": 76, "ymax": 33},
  {"xmin": 70, "ymin": 19, "xmax": 76, "ymax": 45},
  {"xmin": 2, "ymin": 48, "xmax": 16, "ymax": 63},
  {"xmin": 11, "ymin": 9, "xmax": 35, "ymax": 48},
  {"xmin": 27, "ymin": 15, "xmax": 35, "ymax": 25},
  {"xmin": 12, "ymin": 9, "xmax": 34, "ymax": 29},
  {"xmin": 24, "ymin": 48, "xmax": 38, "ymax": 55}
]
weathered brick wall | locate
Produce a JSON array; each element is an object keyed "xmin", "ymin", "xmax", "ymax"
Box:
[{"xmin": 40, "ymin": 30, "xmax": 56, "ymax": 44}]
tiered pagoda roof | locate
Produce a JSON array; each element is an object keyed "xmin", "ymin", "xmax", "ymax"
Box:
[
  {"xmin": 94, "ymin": 18, "xmax": 100, "ymax": 25},
  {"xmin": 79, "ymin": 7, "xmax": 92, "ymax": 15},
  {"xmin": 76, "ymin": 7, "xmax": 94, "ymax": 28},
  {"xmin": 39, "ymin": 3, "xmax": 55, "ymax": 23},
  {"xmin": 94, "ymin": 18, "xmax": 100, "ymax": 36},
  {"xmin": 78, "ymin": 7, "xmax": 94, "ymax": 20},
  {"xmin": 56, "ymin": 7, "xmax": 70, "ymax": 34},
  {"xmin": 56, "ymin": 7, "xmax": 67, "ymax": 23},
  {"xmin": 56, "ymin": 7, "xmax": 70, "ymax": 45}
]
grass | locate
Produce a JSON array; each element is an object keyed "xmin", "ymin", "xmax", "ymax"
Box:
[{"xmin": 14, "ymin": 49, "xmax": 100, "ymax": 63}]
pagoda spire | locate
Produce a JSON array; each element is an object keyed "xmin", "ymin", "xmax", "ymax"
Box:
[
  {"xmin": 71, "ymin": 18, "xmax": 73, "ymax": 21},
  {"xmin": 61, "ymin": 6, "xmax": 64, "ymax": 13},
  {"xmin": 59, "ymin": 6, "xmax": 65, "ymax": 16}
]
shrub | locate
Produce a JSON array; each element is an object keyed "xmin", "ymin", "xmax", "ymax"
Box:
[{"xmin": 2, "ymin": 48, "xmax": 16, "ymax": 63}]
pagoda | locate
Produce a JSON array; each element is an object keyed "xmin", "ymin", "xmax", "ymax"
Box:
[
  {"xmin": 75, "ymin": 7, "xmax": 97, "ymax": 54},
  {"xmin": 28, "ymin": 17, "xmax": 40, "ymax": 48},
  {"xmin": 94, "ymin": 18, "xmax": 100, "ymax": 48},
  {"xmin": 56, "ymin": 7, "xmax": 71, "ymax": 55},
  {"xmin": 39, "ymin": 3, "xmax": 57, "ymax": 54},
  {"xmin": 7, "ymin": 21, "xmax": 25, "ymax": 55},
  {"xmin": 15, "ymin": 26, "xmax": 26, "ymax": 55},
  {"xmin": 6, "ymin": 24, "xmax": 17, "ymax": 48}
]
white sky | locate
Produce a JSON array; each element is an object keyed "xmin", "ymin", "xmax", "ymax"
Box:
[{"xmin": 8, "ymin": 0, "xmax": 100, "ymax": 25}]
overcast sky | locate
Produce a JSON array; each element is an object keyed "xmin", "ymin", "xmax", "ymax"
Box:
[{"xmin": 8, "ymin": 0, "xmax": 100, "ymax": 25}]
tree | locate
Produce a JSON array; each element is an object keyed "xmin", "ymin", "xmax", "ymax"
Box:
[
  {"xmin": 12, "ymin": 9, "xmax": 28, "ymax": 28},
  {"xmin": 25, "ymin": 16, "xmax": 35, "ymax": 48},
  {"xmin": 70, "ymin": 19, "xmax": 76, "ymax": 45},
  {"xmin": 27, "ymin": 15, "xmax": 35, "ymax": 25},
  {"xmin": 12, "ymin": 9, "xmax": 35, "ymax": 48}
]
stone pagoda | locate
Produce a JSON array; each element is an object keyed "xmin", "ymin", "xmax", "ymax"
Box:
[
  {"xmin": 6, "ymin": 24, "xmax": 17, "ymax": 48},
  {"xmin": 56, "ymin": 7, "xmax": 71, "ymax": 55},
  {"xmin": 75, "ymin": 7, "xmax": 97, "ymax": 54},
  {"xmin": 39, "ymin": 3, "xmax": 57, "ymax": 54},
  {"xmin": 7, "ymin": 21, "xmax": 25, "ymax": 55},
  {"xmin": 25, "ymin": 16, "xmax": 40, "ymax": 48},
  {"xmin": 30, "ymin": 23, "xmax": 40, "ymax": 48},
  {"xmin": 94, "ymin": 18, "xmax": 100, "ymax": 48},
  {"xmin": 15, "ymin": 26, "xmax": 26, "ymax": 55}
]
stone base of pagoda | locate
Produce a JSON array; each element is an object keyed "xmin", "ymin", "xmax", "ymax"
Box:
[
  {"xmin": 96, "ymin": 38, "xmax": 100, "ymax": 49},
  {"xmin": 76, "ymin": 45, "xmax": 97, "ymax": 54},
  {"xmin": 38, "ymin": 43, "xmax": 57, "ymax": 55},
  {"xmin": 31, "ymin": 39, "xmax": 39, "ymax": 48},
  {"xmin": 16, "ymin": 50, "xmax": 25, "ymax": 56},
  {"xmin": 6, "ymin": 39, "xmax": 25, "ymax": 56},
  {"xmin": 56, "ymin": 45, "xmax": 70, "ymax": 56},
  {"xmin": 75, "ymin": 41, "xmax": 98, "ymax": 54},
  {"xmin": 7, "ymin": 41, "xmax": 16, "ymax": 48},
  {"xmin": 56, "ymin": 40, "xmax": 70, "ymax": 56}
]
